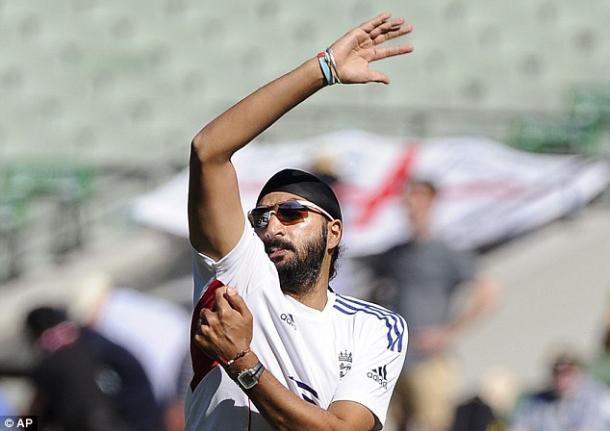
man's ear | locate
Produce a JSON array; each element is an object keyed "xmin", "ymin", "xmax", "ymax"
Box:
[{"xmin": 327, "ymin": 219, "xmax": 342, "ymax": 250}]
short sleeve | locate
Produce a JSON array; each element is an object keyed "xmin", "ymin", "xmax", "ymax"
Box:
[
  {"xmin": 191, "ymin": 220, "xmax": 278, "ymax": 305},
  {"xmin": 332, "ymin": 314, "xmax": 408, "ymax": 430}
]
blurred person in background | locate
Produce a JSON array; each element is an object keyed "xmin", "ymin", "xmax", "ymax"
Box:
[
  {"xmin": 510, "ymin": 352, "xmax": 610, "ymax": 431},
  {"xmin": 588, "ymin": 317, "xmax": 610, "ymax": 388},
  {"xmin": 74, "ymin": 281, "xmax": 190, "ymax": 431},
  {"xmin": 369, "ymin": 178, "xmax": 500, "ymax": 431},
  {"xmin": 25, "ymin": 306, "xmax": 163, "ymax": 431},
  {"xmin": 447, "ymin": 366, "xmax": 519, "ymax": 431},
  {"xmin": 449, "ymin": 396, "xmax": 497, "ymax": 431},
  {"xmin": 0, "ymin": 387, "xmax": 13, "ymax": 415}
]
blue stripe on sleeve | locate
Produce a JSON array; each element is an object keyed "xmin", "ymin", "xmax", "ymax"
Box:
[
  {"xmin": 333, "ymin": 295, "xmax": 406, "ymax": 352},
  {"xmin": 289, "ymin": 376, "xmax": 319, "ymax": 399},
  {"xmin": 337, "ymin": 295, "xmax": 406, "ymax": 349}
]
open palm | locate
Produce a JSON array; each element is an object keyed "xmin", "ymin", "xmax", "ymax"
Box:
[{"xmin": 329, "ymin": 12, "xmax": 414, "ymax": 84}]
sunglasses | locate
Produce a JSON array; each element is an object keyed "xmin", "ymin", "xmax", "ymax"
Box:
[{"xmin": 248, "ymin": 200, "xmax": 333, "ymax": 229}]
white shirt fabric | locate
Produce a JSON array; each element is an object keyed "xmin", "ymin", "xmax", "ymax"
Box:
[{"xmin": 185, "ymin": 222, "xmax": 408, "ymax": 431}]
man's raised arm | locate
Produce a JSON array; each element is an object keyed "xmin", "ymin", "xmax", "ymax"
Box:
[{"xmin": 188, "ymin": 12, "xmax": 413, "ymax": 260}]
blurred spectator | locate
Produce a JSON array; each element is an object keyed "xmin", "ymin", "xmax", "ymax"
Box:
[
  {"xmin": 25, "ymin": 306, "xmax": 163, "ymax": 431},
  {"xmin": 588, "ymin": 327, "xmax": 610, "ymax": 387},
  {"xmin": 368, "ymin": 179, "xmax": 500, "ymax": 431},
  {"xmin": 449, "ymin": 367, "xmax": 519, "ymax": 431},
  {"xmin": 74, "ymin": 282, "xmax": 190, "ymax": 431},
  {"xmin": 479, "ymin": 367, "xmax": 521, "ymax": 428},
  {"xmin": 510, "ymin": 352, "xmax": 610, "ymax": 431},
  {"xmin": 449, "ymin": 396, "xmax": 498, "ymax": 431},
  {"xmin": 0, "ymin": 387, "xmax": 12, "ymax": 415}
]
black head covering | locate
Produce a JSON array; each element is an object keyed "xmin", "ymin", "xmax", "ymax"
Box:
[{"xmin": 256, "ymin": 168, "xmax": 342, "ymax": 220}]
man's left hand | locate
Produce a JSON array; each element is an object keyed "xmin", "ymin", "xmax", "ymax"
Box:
[{"xmin": 194, "ymin": 286, "xmax": 253, "ymax": 364}]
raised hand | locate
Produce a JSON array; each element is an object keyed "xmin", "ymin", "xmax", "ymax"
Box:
[{"xmin": 328, "ymin": 12, "xmax": 414, "ymax": 85}]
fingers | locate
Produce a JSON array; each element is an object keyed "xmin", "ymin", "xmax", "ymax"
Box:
[
  {"xmin": 195, "ymin": 319, "xmax": 213, "ymax": 346},
  {"xmin": 372, "ymin": 22, "xmax": 413, "ymax": 46},
  {"xmin": 214, "ymin": 286, "xmax": 232, "ymax": 315},
  {"xmin": 199, "ymin": 308, "xmax": 215, "ymax": 327},
  {"xmin": 226, "ymin": 287, "xmax": 253, "ymax": 321},
  {"xmin": 359, "ymin": 13, "xmax": 414, "ymax": 64},
  {"xmin": 199, "ymin": 286, "xmax": 250, "ymax": 328},
  {"xmin": 369, "ymin": 17, "xmax": 405, "ymax": 40},
  {"xmin": 194, "ymin": 333, "xmax": 214, "ymax": 356},
  {"xmin": 372, "ymin": 43, "xmax": 415, "ymax": 62},
  {"xmin": 359, "ymin": 12, "xmax": 392, "ymax": 33},
  {"xmin": 368, "ymin": 70, "xmax": 391, "ymax": 85},
  {"xmin": 194, "ymin": 334, "xmax": 206, "ymax": 348}
]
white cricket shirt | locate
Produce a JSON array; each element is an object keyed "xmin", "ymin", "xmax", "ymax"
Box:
[{"xmin": 185, "ymin": 223, "xmax": 407, "ymax": 431}]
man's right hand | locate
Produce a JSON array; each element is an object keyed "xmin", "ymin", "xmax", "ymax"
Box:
[
  {"xmin": 329, "ymin": 12, "xmax": 414, "ymax": 85},
  {"xmin": 194, "ymin": 286, "xmax": 254, "ymax": 365}
]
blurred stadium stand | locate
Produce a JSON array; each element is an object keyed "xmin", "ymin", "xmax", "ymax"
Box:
[{"xmin": 2, "ymin": 0, "xmax": 610, "ymax": 162}]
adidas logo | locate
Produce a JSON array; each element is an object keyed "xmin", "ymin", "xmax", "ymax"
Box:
[
  {"xmin": 367, "ymin": 365, "xmax": 388, "ymax": 389},
  {"xmin": 280, "ymin": 313, "xmax": 297, "ymax": 330}
]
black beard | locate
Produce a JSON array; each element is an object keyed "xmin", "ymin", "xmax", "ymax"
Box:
[{"xmin": 264, "ymin": 226, "xmax": 327, "ymax": 296}]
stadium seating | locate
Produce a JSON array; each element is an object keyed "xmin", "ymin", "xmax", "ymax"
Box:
[{"xmin": 2, "ymin": 0, "xmax": 610, "ymax": 166}]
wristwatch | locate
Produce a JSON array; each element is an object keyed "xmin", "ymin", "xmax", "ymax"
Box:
[{"xmin": 236, "ymin": 361, "xmax": 264, "ymax": 390}]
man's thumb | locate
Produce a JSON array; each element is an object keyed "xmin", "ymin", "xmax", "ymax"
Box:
[{"xmin": 226, "ymin": 286, "xmax": 247, "ymax": 314}]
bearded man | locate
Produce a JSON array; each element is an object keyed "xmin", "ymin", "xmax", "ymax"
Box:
[{"xmin": 186, "ymin": 12, "xmax": 413, "ymax": 431}]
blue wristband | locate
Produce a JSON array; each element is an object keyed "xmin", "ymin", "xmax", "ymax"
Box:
[{"xmin": 317, "ymin": 51, "xmax": 335, "ymax": 86}]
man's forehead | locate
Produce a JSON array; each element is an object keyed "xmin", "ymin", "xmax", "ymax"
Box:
[{"xmin": 258, "ymin": 191, "xmax": 304, "ymax": 206}]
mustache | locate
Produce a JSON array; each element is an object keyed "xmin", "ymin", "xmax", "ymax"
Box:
[{"xmin": 263, "ymin": 238, "xmax": 296, "ymax": 253}]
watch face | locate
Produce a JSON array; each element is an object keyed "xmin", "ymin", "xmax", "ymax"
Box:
[
  {"xmin": 237, "ymin": 362, "xmax": 263, "ymax": 390},
  {"xmin": 238, "ymin": 372, "xmax": 257, "ymax": 390}
]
